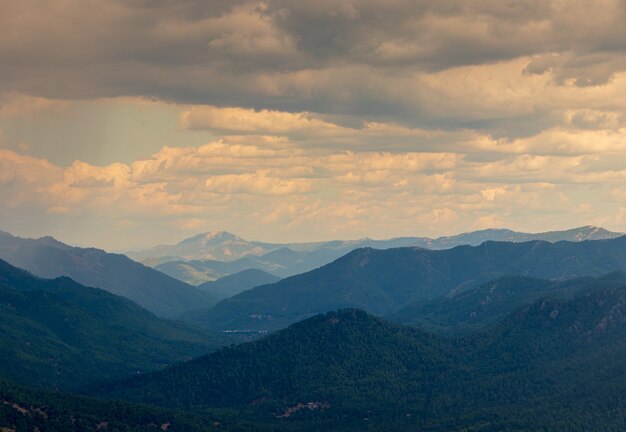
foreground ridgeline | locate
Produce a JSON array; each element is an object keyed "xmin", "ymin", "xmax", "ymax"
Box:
[{"xmin": 0, "ymin": 379, "xmax": 221, "ymax": 432}]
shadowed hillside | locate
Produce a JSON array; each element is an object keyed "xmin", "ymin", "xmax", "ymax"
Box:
[
  {"xmin": 94, "ymin": 282, "xmax": 626, "ymax": 431},
  {"xmin": 0, "ymin": 259, "xmax": 228, "ymax": 390}
]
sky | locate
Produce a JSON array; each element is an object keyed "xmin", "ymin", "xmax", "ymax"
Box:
[{"xmin": 2, "ymin": 0, "xmax": 626, "ymax": 250}]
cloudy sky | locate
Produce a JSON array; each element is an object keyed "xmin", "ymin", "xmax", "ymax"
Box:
[{"xmin": 2, "ymin": 0, "xmax": 626, "ymax": 250}]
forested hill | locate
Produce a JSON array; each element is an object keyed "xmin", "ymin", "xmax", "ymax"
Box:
[
  {"xmin": 0, "ymin": 379, "xmax": 222, "ymax": 432},
  {"xmin": 196, "ymin": 236, "xmax": 626, "ymax": 331},
  {"xmin": 94, "ymin": 282, "xmax": 626, "ymax": 431},
  {"xmin": 389, "ymin": 271, "xmax": 626, "ymax": 332},
  {"xmin": 94, "ymin": 309, "xmax": 455, "ymax": 409},
  {"xmin": 0, "ymin": 259, "xmax": 228, "ymax": 390}
]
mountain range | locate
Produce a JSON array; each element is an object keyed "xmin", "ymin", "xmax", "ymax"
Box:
[
  {"xmin": 131, "ymin": 226, "xmax": 624, "ymax": 284},
  {"xmin": 93, "ymin": 281, "xmax": 626, "ymax": 431},
  {"xmin": 0, "ymin": 259, "xmax": 228, "ymax": 390},
  {"xmin": 192, "ymin": 236, "xmax": 626, "ymax": 331},
  {"xmin": 0, "ymin": 231, "xmax": 217, "ymax": 317},
  {"xmin": 127, "ymin": 231, "xmax": 276, "ymax": 265},
  {"xmin": 2, "ymin": 229, "xmax": 626, "ymax": 431}
]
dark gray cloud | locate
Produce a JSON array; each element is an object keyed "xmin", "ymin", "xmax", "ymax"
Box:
[{"xmin": 2, "ymin": 0, "xmax": 626, "ymax": 135}]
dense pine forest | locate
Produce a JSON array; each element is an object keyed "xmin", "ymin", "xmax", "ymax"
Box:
[{"xmin": 93, "ymin": 286, "xmax": 626, "ymax": 431}]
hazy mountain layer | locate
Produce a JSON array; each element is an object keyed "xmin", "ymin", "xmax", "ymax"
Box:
[
  {"xmin": 197, "ymin": 269, "xmax": 281, "ymax": 300},
  {"xmin": 127, "ymin": 231, "xmax": 276, "ymax": 264},
  {"xmin": 147, "ymin": 226, "xmax": 624, "ymax": 284},
  {"xmin": 196, "ymin": 237, "xmax": 626, "ymax": 331},
  {"xmin": 154, "ymin": 247, "xmax": 334, "ymax": 284},
  {"xmin": 0, "ymin": 231, "xmax": 217, "ymax": 317}
]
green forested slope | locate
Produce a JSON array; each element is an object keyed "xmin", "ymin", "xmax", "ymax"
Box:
[
  {"xmin": 0, "ymin": 260, "xmax": 228, "ymax": 390},
  {"xmin": 0, "ymin": 379, "xmax": 229, "ymax": 432},
  {"xmin": 389, "ymin": 271, "xmax": 626, "ymax": 332},
  {"xmin": 95, "ymin": 282, "xmax": 626, "ymax": 431}
]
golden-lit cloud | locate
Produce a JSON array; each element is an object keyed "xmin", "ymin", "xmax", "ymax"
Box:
[
  {"xmin": 3, "ymin": 1, "xmax": 626, "ymax": 248},
  {"xmin": 179, "ymin": 106, "xmax": 352, "ymax": 138},
  {"xmin": 1, "ymin": 119, "xmax": 625, "ymax": 248}
]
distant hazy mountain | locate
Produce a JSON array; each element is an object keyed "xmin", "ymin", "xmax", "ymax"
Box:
[
  {"xmin": 195, "ymin": 237, "xmax": 626, "ymax": 331},
  {"xmin": 0, "ymin": 259, "xmax": 228, "ymax": 390},
  {"xmin": 127, "ymin": 231, "xmax": 276, "ymax": 264},
  {"xmin": 429, "ymin": 225, "xmax": 623, "ymax": 248},
  {"xmin": 142, "ymin": 226, "xmax": 624, "ymax": 284},
  {"xmin": 94, "ymin": 284, "xmax": 626, "ymax": 431},
  {"xmin": 154, "ymin": 257, "xmax": 273, "ymax": 285},
  {"xmin": 155, "ymin": 247, "xmax": 340, "ymax": 284},
  {"xmin": 197, "ymin": 269, "xmax": 281, "ymax": 300},
  {"xmin": 0, "ymin": 231, "xmax": 217, "ymax": 317}
]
